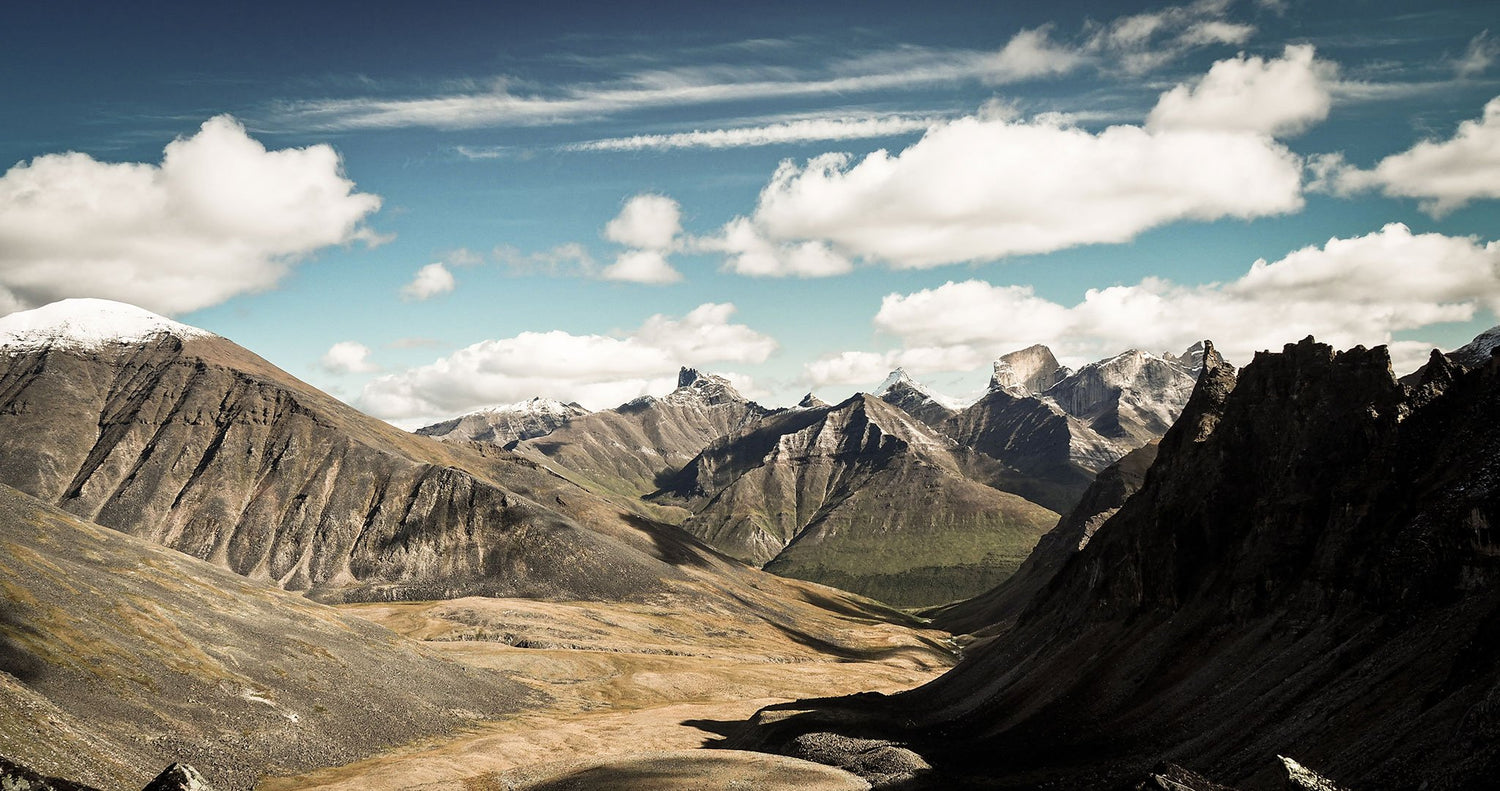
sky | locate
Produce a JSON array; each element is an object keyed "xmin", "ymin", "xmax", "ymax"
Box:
[{"xmin": 2, "ymin": 0, "xmax": 1498, "ymax": 427}]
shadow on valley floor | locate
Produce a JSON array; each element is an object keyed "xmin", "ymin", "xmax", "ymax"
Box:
[
  {"xmin": 680, "ymin": 717, "xmax": 748, "ymax": 747},
  {"xmin": 794, "ymin": 586, "xmax": 930, "ymax": 627},
  {"xmin": 620, "ymin": 512, "xmax": 717, "ymax": 569},
  {"xmin": 0, "ymin": 602, "xmax": 48, "ymax": 684}
]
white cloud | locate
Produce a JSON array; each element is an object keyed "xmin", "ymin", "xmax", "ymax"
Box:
[
  {"xmin": 565, "ymin": 114, "xmax": 937, "ymax": 152},
  {"xmin": 359, "ymin": 302, "xmax": 777, "ymax": 425},
  {"xmin": 0, "ymin": 115, "xmax": 381, "ymax": 316},
  {"xmin": 727, "ymin": 108, "xmax": 1304, "ymax": 270},
  {"xmin": 701, "ymin": 218, "xmax": 854, "ymax": 278},
  {"xmin": 604, "ymin": 194, "xmax": 682, "ymax": 250},
  {"xmin": 1455, "ymin": 31, "xmax": 1498, "ymax": 78},
  {"xmin": 1317, "ymin": 97, "xmax": 1500, "ymax": 216},
  {"xmin": 601, "ymin": 194, "xmax": 686, "ymax": 283},
  {"xmin": 985, "ymin": 26, "xmax": 1089, "ymax": 81},
  {"xmin": 400, "ymin": 262, "xmax": 456, "ymax": 301},
  {"xmin": 803, "ymin": 345, "xmax": 991, "ymax": 388},
  {"xmin": 871, "ymin": 224, "xmax": 1500, "ymax": 375},
  {"xmin": 1084, "ymin": 0, "xmax": 1254, "ymax": 75},
  {"xmin": 320, "ymin": 341, "xmax": 380, "ymax": 374},
  {"xmin": 1146, "ymin": 44, "xmax": 1335, "ymax": 136},
  {"xmin": 805, "ymin": 351, "xmax": 890, "ymax": 388},
  {"xmin": 602, "ymin": 250, "xmax": 683, "ymax": 284},
  {"xmin": 284, "ymin": 4, "xmax": 1251, "ymax": 132}
]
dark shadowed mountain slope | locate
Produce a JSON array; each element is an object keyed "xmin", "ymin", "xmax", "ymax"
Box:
[
  {"xmin": 0, "ymin": 481, "xmax": 534, "ymax": 791},
  {"xmin": 416, "ymin": 397, "xmax": 589, "ymax": 445},
  {"xmin": 652, "ymin": 394, "xmax": 1058, "ymax": 607},
  {"xmin": 734, "ymin": 338, "xmax": 1500, "ymax": 791},
  {"xmin": 511, "ymin": 367, "xmax": 768, "ymax": 504}
]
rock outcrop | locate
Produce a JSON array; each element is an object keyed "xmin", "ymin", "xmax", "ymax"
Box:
[
  {"xmin": 989, "ymin": 344, "xmax": 1069, "ymax": 396},
  {"xmin": 733, "ymin": 337, "xmax": 1500, "ymax": 790},
  {"xmin": 653, "ymin": 394, "xmax": 1058, "ymax": 606}
]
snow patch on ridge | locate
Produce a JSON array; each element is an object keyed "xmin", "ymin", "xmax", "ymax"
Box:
[
  {"xmin": 875, "ymin": 367, "xmax": 968, "ymax": 409},
  {"xmin": 0, "ymin": 298, "xmax": 215, "ymax": 351}
]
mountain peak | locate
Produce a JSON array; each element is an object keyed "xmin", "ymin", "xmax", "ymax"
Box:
[
  {"xmin": 875, "ymin": 368, "xmax": 914, "ymax": 395},
  {"xmin": 668, "ymin": 367, "xmax": 748, "ymax": 406},
  {"xmin": 990, "ymin": 344, "xmax": 1067, "ymax": 394},
  {"xmin": 798, "ymin": 392, "xmax": 829, "ymax": 409},
  {"xmin": 0, "ymin": 298, "xmax": 215, "ymax": 352}
]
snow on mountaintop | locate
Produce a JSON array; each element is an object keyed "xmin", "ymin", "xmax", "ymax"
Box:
[
  {"xmin": 875, "ymin": 368, "xmax": 968, "ymax": 409},
  {"xmin": 474, "ymin": 396, "xmax": 589, "ymax": 418},
  {"xmin": 0, "ymin": 299, "xmax": 215, "ymax": 351}
]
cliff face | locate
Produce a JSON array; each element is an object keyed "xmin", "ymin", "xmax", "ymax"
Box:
[
  {"xmin": 654, "ymin": 394, "xmax": 1058, "ymax": 607},
  {"xmin": 738, "ymin": 338, "xmax": 1500, "ymax": 791}
]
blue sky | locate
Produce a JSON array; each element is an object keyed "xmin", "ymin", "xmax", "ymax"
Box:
[{"xmin": 2, "ymin": 0, "xmax": 1498, "ymax": 425}]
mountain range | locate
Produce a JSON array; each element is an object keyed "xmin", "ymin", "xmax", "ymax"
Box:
[{"xmin": 424, "ymin": 341, "xmax": 1201, "ymax": 605}]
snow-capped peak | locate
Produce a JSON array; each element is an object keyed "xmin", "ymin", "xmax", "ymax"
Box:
[
  {"xmin": 0, "ymin": 299, "xmax": 215, "ymax": 352},
  {"xmin": 874, "ymin": 368, "xmax": 967, "ymax": 409},
  {"xmin": 875, "ymin": 368, "xmax": 911, "ymax": 395},
  {"xmin": 477, "ymin": 396, "xmax": 588, "ymax": 418}
]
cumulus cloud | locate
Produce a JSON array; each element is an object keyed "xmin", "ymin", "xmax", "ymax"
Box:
[
  {"xmin": 400, "ymin": 262, "xmax": 456, "ymax": 301},
  {"xmin": 722, "ymin": 115, "xmax": 1303, "ymax": 271},
  {"xmin": 1147, "ymin": 44, "xmax": 1335, "ymax": 136},
  {"xmin": 0, "ymin": 115, "xmax": 381, "ymax": 316},
  {"xmin": 602, "ymin": 249, "xmax": 683, "ymax": 284},
  {"xmin": 870, "ymin": 224, "xmax": 1500, "ymax": 375},
  {"xmin": 700, "ymin": 218, "xmax": 854, "ymax": 278},
  {"xmin": 604, "ymin": 194, "xmax": 682, "ymax": 249},
  {"xmin": 1315, "ymin": 97, "xmax": 1500, "ymax": 216},
  {"xmin": 359, "ymin": 302, "xmax": 777, "ymax": 425},
  {"xmin": 803, "ymin": 346, "xmax": 991, "ymax": 388},
  {"xmin": 706, "ymin": 46, "xmax": 1337, "ymax": 275},
  {"xmin": 601, "ymin": 194, "xmax": 686, "ymax": 283},
  {"xmin": 320, "ymin": 341, "xmax": 380, "ymax": 374}
]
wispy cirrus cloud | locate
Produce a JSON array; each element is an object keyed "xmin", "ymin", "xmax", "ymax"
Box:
[
  {"xmin": 562, "ymin": 113, "xmax": 939, "ymax": 152},
  {"xmin": 277, "ymin": 2, "xmax": 1255, "ymax": 132}
]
